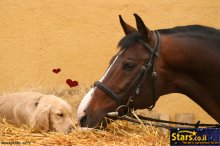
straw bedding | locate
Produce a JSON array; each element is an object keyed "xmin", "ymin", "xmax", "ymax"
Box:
[{"xmin": 0, "ymin": 86, "xmax": 169, "ymax": 146}]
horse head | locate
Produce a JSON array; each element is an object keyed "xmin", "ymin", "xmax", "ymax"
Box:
[{"xmin": 77, "ymin": 14, "xmax": 161, "ymax": 128}]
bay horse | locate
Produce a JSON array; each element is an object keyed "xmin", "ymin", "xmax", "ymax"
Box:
[{"xmin": 77, "ymin": 14, "xmax": 220, "ymax": 128}]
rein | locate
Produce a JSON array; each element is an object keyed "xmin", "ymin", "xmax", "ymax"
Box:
[{"xmin": 107, "ymin": 112, "xmax": 220, "ymax": 129}]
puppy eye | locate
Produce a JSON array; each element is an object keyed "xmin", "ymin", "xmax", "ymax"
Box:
[{"xmin": 57, "ymin": 113, "xmax": 64, "ymax": 117}]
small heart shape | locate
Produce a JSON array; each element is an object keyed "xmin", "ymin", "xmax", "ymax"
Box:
[
  {"xmin": 66, "ymin": 79, "xmax": 78, "ymax": 88},
  {"xmin": 53, "ymin": 68, "xmax": 61, "ymax": 74}
]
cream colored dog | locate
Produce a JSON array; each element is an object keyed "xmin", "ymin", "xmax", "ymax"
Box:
[{"xmin": 0, "ymin": 92, "xmax": 73, "ymax": 133}]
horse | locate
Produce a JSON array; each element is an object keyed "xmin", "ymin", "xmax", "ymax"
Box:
[{"xmin": 77, "ymin": 14, "xmax": 220, "ymax": 128}]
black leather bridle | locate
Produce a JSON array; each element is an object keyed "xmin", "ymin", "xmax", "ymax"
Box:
[{"xmin": 94, "ymin": 31, "xmax": 161, "ymax": 116}]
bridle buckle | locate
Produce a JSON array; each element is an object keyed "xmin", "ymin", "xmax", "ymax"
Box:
[{"xmin": 116, "ymin": 105, "xmax": 129, "ymax": 117}]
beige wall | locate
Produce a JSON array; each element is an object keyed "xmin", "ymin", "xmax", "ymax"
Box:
[{"xmin": 0, "ymin": 0, "xmax": 219, "ymax": 123}]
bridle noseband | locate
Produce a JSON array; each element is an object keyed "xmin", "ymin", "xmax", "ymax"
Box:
[{"xmin": 94, "ymin": 31, "xmax": 161, "ymax": 116}]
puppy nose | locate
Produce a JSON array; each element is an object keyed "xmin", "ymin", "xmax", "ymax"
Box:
[
  {"xmin": 69, "ymin": 125, "xmax": 73, "ymax": 131},
  {"xmin": 66, "ymin": 125, "xmax": 74, "ymax": 134},
  {"xmin": 80, "ymin": 115, "xmax": 88, "ymax": 127}
]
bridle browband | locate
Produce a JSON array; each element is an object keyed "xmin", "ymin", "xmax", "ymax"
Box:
[{"xmin": 94, "ymin": 31, "xmax": 161, "ymax": 116}]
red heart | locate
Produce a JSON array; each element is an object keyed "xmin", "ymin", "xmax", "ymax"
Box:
[
  {"xmin": 52, "ymin": 68, "xmax": 61, "ymax": 74},
  {"xmin": 66, "ymin": 79, "xmax": 78, "ymax": 88}
]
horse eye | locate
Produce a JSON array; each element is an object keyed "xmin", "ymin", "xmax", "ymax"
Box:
[
  {"xmin": 123, "ymin": 62, "xmax": 136, "ymax": 71},
  {"xmin": 57, "ymin": 113, "xmax": 64, "ymax": 117}
]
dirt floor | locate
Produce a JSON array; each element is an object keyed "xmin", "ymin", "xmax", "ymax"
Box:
[{"xmin": 0, "ymin": 0, "xmax": 219, "ymax": 124}]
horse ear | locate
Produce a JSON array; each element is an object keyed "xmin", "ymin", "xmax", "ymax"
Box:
[
  {"xmin": 134, "ymin": 13, "xmax": 152, "ymax": 41},
  {"xmin": 119, "ymin": 15, "xmax": 137, "ymax": 35}
]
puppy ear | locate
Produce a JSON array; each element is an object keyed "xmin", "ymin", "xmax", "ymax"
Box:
[{"xmin": 31, "ymin": 105, "xmax": 51, "ymax": 131}]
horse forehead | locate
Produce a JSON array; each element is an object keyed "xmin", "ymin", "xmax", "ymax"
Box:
[
  {"xmin": 109, "ymin": 49, "xmax": 125, "ymax": 62},
  {"xmin": 120, "ymin": 45, "xmax": 148, "ymax": 60}
]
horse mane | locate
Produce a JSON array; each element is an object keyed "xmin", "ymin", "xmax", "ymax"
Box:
[
  {"xmin": 118, "ymin": 25, "xmax": 220, "ymax": 50},
  {"xmin": 158, "ymin": 25, "xmax": 220, "ymax": 46}
]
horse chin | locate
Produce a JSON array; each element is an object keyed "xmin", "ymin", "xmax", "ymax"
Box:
[
  {"xmin": 79, "ymin": 113, "xmax": 106, "ymax": 129},
  {"xmin": 87, "ymin": 115, "xmax": 117, "ymax": 129},
  {"xmin": 91, "ymin": 116, "xmax": 115, "ymax": 129}
]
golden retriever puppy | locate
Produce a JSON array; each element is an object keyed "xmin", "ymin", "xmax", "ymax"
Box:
[{"xmin": 0, "ymin": 92, "xmax": 73, "ymax": 133}]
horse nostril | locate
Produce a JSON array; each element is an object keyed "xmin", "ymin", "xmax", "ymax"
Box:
[{"xmin": 80, "ymin": 115, "xmax": 88, "ymax": 127}]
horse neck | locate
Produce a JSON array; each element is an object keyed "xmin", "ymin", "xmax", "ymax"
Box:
[{"xmin": 156, "ymin": 34, "xmax": 220, "ymax": 123}]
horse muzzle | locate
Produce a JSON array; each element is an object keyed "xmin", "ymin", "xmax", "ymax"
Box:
[{"xmin": 79, "ymin": 111, "xmax": 112, "ymax": 129}]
